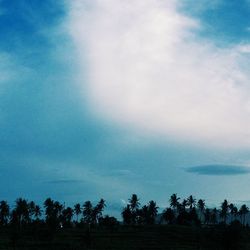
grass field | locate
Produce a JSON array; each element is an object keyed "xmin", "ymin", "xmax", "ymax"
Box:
[{"xmin": 0, "ymin": 224, "xmax": 249, "ymax": 250}]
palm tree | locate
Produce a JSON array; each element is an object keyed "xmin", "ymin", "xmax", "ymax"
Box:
[
  {"xmin": 34, "ymin": 205, "xmax": 41, "ymax": 220},
  {"xmin": 169, "ymin": 194, "xmax": 180, "ymax": 211},
  {"xmin": 83, "ymin": 201, "xmax": 93, "ymax": 224},
  {"xmin": 229, "ymin": 203, "xmax": 238, "ymax": 223},
  {"xmin": 93, "ymin": 198, "xmax": 106, "ymax": 223},
  {"xmin": 182, "ymin": 199, "xmax": 188, "ymax": 211},
  {"xmin": 15, "ymin": 198, "xmax": 30, "ymax": 225},
  {"xmin": 121, "ymin": 205, "xmax": 132, "ymax": 225},
  {"xmin": 197, "ymin": 199, "xmax": 205, "ymax": 222},
  {"xmin": 220, "ymin": 199, "xmax": 229, "ymax": 224},
  {"xmin": 129, "ymin": 194, "xmax": 140, "ymax": 211},
  {"xmin": 162, "ymin": 208, "xmax": 175, "ymax": 224},
  {"xmin": 129, "ymin": 194, "xmax": 140, "ymax": 224},
  {"xmin": 204, "ymin": 208, "xmax": 211, "ymax": 225},
  {"xmin": 187, "ymin": 195, "xmax": 196, "ymax": 209},
  {"xmin": 28, "ymin": 201, "xmax": 36, "ymax": 221},
  {"xmin": 211, "ymin": 208, "xmax": 218, "ymax": 224},
  {"xmin": 146, "ymin": 200, "xmax": 158, "ymax": 224},
  {"xmin": 239, "ymin": 204, "xmax": 249, "ymax": 226},
  {"xmin": 0, "ymin": 201, "xmax": 9, "ymax": 226},
  {"xmin": 62, "ymin": 207, "xmax": 74, "ymax": 226},
  {"xmin": 44, "ymin": 198, "xmax": 54, "ymax": 222},
  {"xmin": 74, "ymin": 203, "xmax": 81, "ymax": 222}
]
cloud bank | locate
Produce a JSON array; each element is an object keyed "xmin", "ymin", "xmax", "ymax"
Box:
[
  {"xmin": 186, "ymin": 164, "xmax": 250, "ymax": 175},
  {"xmin": 67, "ymin": 0, "xmax": 250, "ymax": 147}
]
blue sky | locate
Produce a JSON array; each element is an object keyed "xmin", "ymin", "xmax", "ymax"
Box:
[{"xmin": 1, "ymin": 0, "xmax": 250, "ymax": 216}]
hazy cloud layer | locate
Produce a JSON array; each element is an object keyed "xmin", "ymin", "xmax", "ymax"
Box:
[
  {"xmin": 186, "ymin": 164, "xmax": 250, "ymax": 175},
  {"xmin": 67, "ymin": 0, "xmax": 250, "ymax": 147}
]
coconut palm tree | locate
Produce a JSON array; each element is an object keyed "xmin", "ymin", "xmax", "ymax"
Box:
[
  {"xmin": 129, "ymin": 194, "xmax": 140, "ymax": 211},
  {"xmin": 162, "ymin": 208, "xmax": 175, "ymax": 224},
  {"xmin": 229, "ymin": 203, "xmax": 238, "ymax": 223},
  {"xmin": 34, "ymin": 205, "xmax": 41, "ymax": 220},
  {"xmin": 15, "ymin": 198, "xmax": 30, "ymax": 225},
  {"xmin": 147, "ymin": 200, "xmax": 158, "ymax": 224},
  {"xmin": 122, "ymin": 205, "xmax": 132, "ymax": 225},
  {"xmin": 220, "ymin": 200, "xmax": 229, "ymax": 224},
  {"xmin": 197, "ymin": 199, "xmax": 205, "ymax": 222},
  {"xmin": 187, "ymin": 195, "xmax": 196, "ymax": 209},
  {"xmin": 204, "ymin": 208, "xmax": 211, "ymax": 225},
  {"xmin": 83, "ymin": 201, "xmax": 93, "ymax": 224},
  {"xmin": 129, "ymin": 194, "xmax": 140, "ymax": 224},
  {"xmin": 169, "ymin": 194, "xmax": 180, "ymax": 211},
  {"xmin": 239, "ymin": 204, "xmax": 249, "ymax": 226},
  {"xmin": 182, "ymin": 199, "xmax": 188, "ymax": 211},
  {"xmin": 211, "ymin": 208, "xmax": 218, "ymax": 224},
  {"xmin": 28, "ymin": 201, "xmax": 36, "ymax": 221},
  {"xmin": 0, "ymin": 201, "xmax": 9, "ymax": 226},
  {"xmin": 74, "ymin": 203, "xmax": 81, "ymax": 222},
  {"xmin": 93, "ymin": 198, "xmax": 106, "ymax": 223}
]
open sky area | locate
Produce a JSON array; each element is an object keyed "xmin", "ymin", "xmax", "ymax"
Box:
[{"xmin": 1, "ymin": 0, "xmax": 250, "ymax": 217}]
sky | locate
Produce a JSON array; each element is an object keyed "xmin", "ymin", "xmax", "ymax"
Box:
[{"xmin": 1, "ymin": 0, "xmax": 250, "ymax": 216}]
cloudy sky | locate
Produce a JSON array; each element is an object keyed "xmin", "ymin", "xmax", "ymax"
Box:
[{"xmin": 1, "ymin": 0, "xmax": 250, "ymax": 215}]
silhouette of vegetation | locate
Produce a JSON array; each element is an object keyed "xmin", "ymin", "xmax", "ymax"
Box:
[{"xmin": 0, "ymin": 194, "xmax": 248, "ymax": 249}]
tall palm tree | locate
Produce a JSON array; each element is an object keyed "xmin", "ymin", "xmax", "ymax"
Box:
[
  {"xmin": 44, "ymin": 198, "xmax": 54, "ymax": 222},
  {"xmin": 162, "ymin": 208, "xmax": 175, "ymax": 224},
  {"xmin": 28, "ymin": 201, "xmax": 36, "ymax": 221},
  {"xmin": 122, "ymin": 205, "xmax": 132, "ymax": 225},
  {"xmin": 197, "ymin": 199, "xmax": 205, "ymax": 222},
  {"xmin": 83, "ymin": 201, "xmax": 93, "ymax": 224},
  {"xmin": 93, "ymin": 198, "xmax": 106, "ymax": 223},
  {"xmin": 74, "ymin": 203, "xmax": 81, "ymax": 222},
  {"xmin": 129, "ymin": 194, "xmax": 140, "ymax": 224},
  {"xmin": 147, "ymin": 200, "xmax": 158, "ymax": 224},
  {"xmin": 15, "ymin": 198, "xmax": 30, "ymax": 225},
  {"xmin": 182, "ymin": 199, "xmax": 188, "ymax": 211},
  {"xmin": 229, "ymin": 203, "xmax": 238, "ymax": 223},
  {"xmin": 169, "ymin": 194, "xmax": 180, "ymax": 211},
  {"xmin": 220, "ymin": 199, "xmax": 229, "ymax": 224},
  {"xmin": 129, "ymin": 194, "xmax": 140, "ymax": 211},
  {"xmin": 239, "ymin": 204, "xmax": 249, "ymax": 226},
  {"xmin": 187, "ymin": 195, "xmax": 196, "ymax": 209},
  {"xmin": 204, "ymin": 208, "xmax": 211, "ymax": 225},
  {"xmin": 34, "ymin": 205, "xmax": 41, "ymax": 220},
  {"xmin": 0, "ymin": 201, "xmax": 9, "ymax": 226},
  {"xmin": 211, "ymin": 208, "xmax": 218, "ymax": 224},
  {"xmin": 62, "ymin": 207, "xmax": 74, "ymax": 226}
]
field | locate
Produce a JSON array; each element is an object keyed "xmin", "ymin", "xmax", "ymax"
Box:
[{"xmin": 0, "ymin": 224, "xmax": 249, "ymax": 250}]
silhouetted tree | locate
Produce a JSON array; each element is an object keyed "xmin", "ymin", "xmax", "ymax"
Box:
[
  {"xmin": 28, "ymin": 201, "xmax": 36, "ymax": 222},
  {"xmin": 129, "ymin": 194, "xmax": 140, "ymax": 224},
  {"xmin": 15, "ymin": 198, "xmax": 29, "ymax": 226},
  {"xmin": 147, "ymin": 200, "xmax": 158, "ymax": 224},
  {"xmin": 239, "ymin": 204, "xmax": 249, "ymax": 226},
  {"xmin": 187, "ymin": 195, "xmax": 196, "ymax": 209},
  {"xmin": 122, "ymin": 205, "xmax": 132, "ymax": 225},
  {"xmin": 34, "ymin": 205, "xmax": 41, "ymax": 220},
  {"xmin": 210, "ymin": 208, "xmax": 218, "ymax": 225},
  {"xmin": 182, "ymin": 199, "xmax": 188, "ymax": 211},
  {"xmin": 197, "ymin": 199, "xmax": 205, "ymax": 221},
  {"xmin": 162, "ymin": 208, "xmax": 175, "ymax": 224},
  {"xmin": 83, "ymin": 201, "xmax": 93, "ymax": 224},
  {"xmin": 0, "ymin": 201, "xmax": 9, "ymax": 226},
  {"xmin": 220, "ymin": 200, "xmax": 229, "ymax": 224},
  {"xmin": 74, "ymin": 203, "xmax": 81, "ymax": 222},
  {"xmin": 93, "ymin": 198, "xmax": 106, "ymax": 223},
  {"xmin": 204, "ymin": 208, "xmax": 211, "ymax": 225},
  {"xmin": 170, "ymin": 194, "xmax": 180, "ymax": 215},
  {"xmin": 62, "ymin": 207, "xmax": 73, "ymax": 227}
]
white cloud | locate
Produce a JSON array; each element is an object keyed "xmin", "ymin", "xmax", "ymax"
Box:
[{"xmin": 67, "ymin": 0, "xmax": 250, "ymax": 148}]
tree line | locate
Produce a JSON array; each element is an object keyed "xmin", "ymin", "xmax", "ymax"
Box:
[{"xmin": 0, "ymin": 194, "xmax": 249, "ymax": 229}]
